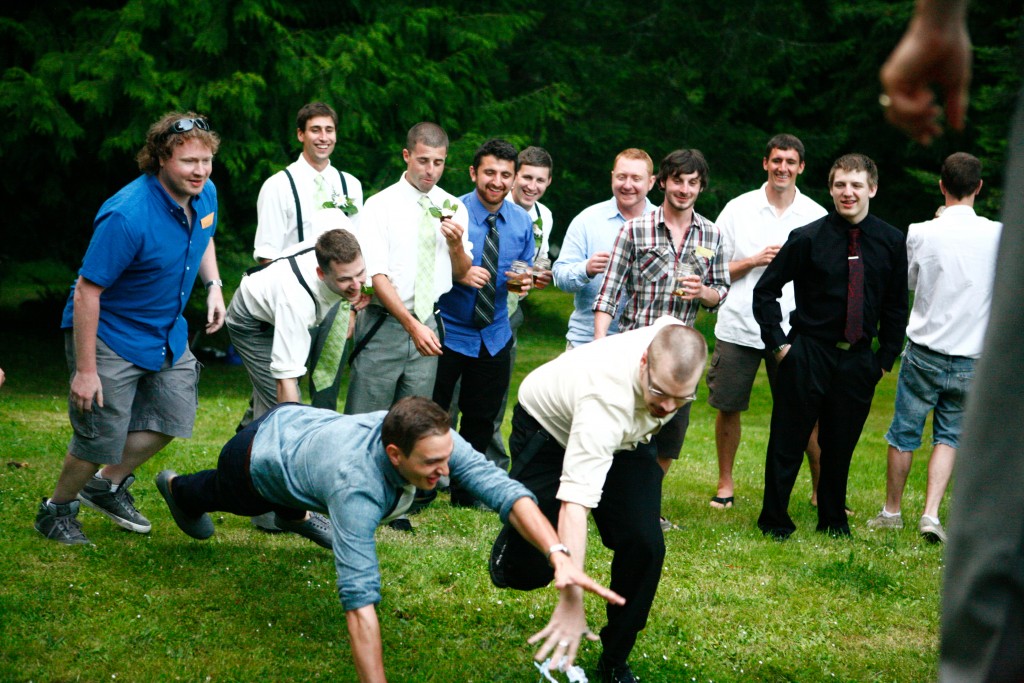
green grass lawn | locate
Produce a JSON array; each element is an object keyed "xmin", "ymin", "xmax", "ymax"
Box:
[{"xmin": 0, "ymin": 286, "xmax": 943, "ymax": 682}]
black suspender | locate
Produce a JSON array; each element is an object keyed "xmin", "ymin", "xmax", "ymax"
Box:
[
  {"xmin": 283, "ymin": 168, "xmax": 304, "ymax": 243},
  {"xmin": 244, "ymin": 246, "xmax": 319, "ymax": 317},
  {"xmin": 282, "ymin": 168, "xmax": 350, "ymax": 245}
]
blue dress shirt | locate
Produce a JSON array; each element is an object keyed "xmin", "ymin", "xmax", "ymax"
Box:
[
  {"xmin": 438, "ymin": 191, "xmax": 534, "ymax": 357},
  {"xmin": 61, "ymin": 174, "xmax": 218, "ymax": 370},
  {"xmin": 552, "ymin": 197, "xmax": 656, "ymax": 347}
]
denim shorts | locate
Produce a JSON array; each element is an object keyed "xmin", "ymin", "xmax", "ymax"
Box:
[
  {"xmin": 885, "ymin": 341, "xmax": 975, "ymax": 452},
  {"xmin": 65, "ymin": 332, "xmax": 200, "ymax": 464}
]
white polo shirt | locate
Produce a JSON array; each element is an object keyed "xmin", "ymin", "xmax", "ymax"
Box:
[{"xmin": 713, "ymin": 184, "xmax": 827, "ymax": 349}]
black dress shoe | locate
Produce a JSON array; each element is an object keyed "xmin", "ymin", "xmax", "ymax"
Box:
[
  {"xmin": 596, "ymin": 657, "xmax": 637, "ymax": 683},
  {"xmin": 387, "ymin": 517, "xmax": 413, "ymax": 533}
]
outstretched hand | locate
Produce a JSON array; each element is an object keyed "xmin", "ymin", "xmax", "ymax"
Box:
[
  {"xmin": 528, "ymin": 587, "xmax": 600, "ymax": 672},
  {"xmin": 527, "ymin": 554, "xmax": 624, "ymax": 670}
]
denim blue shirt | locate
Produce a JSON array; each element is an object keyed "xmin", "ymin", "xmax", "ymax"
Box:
[
  {"xmin": 248, "ymin": 405, "xmax": 535, "ymax": 611},
  {"xmin": 552, "ymin": 197, "xmax": 656, "ymax": 347},
  {"xmin": 438, "ymin": 191, "xmax": 534, "ymax": 357},
  {"xmin": 61, "ymin": 174, "xmax": 218, "ymax": 370}
]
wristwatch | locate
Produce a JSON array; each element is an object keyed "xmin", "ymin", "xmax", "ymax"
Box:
[
  {"xmin": 204, "ymin": 279, "xmax": 223, "ymax": 289},
  {"xmin": 547, "ymin": 543, "xmax": 571, "ymax": 565},
  {"xmin": 772, "ymin": 343, "xmax": 790, "ymax": 355}
]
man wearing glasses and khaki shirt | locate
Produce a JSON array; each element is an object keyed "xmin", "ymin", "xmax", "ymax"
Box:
[{"xmin": 489, "ymin": 316, "xmax": 707, "ymax": 683}]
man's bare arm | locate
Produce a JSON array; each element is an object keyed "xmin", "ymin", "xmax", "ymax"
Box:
[
  {"xmin": 70, "ymin": 277, "xmax": 105, "ymax": 412},
  {"xmin": 345, "ymin": 604, "xmax": 387, "ymax": 683}
]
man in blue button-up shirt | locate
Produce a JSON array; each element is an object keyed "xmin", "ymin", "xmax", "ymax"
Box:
[
  {"xmin": 433, "ymin": 139, "xmax": 535, "ymax": 508},
  {"xmin": 158, "ymin": 397, "xmax": 623, "ymax": 682},
  {"xmin": 34, "ymin": 111, "xmax": 226, "ymax": 546}
]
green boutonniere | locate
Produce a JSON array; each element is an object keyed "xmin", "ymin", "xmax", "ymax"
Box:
[
  {"xmin": 323, "ymin": 192, "xmax": 359, "ymax": 217},
  {"xmin": 428, "ymin": 198, "xmax": 460, "ymax": 220}
]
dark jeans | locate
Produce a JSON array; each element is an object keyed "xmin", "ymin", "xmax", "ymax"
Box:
[
  {"xmin": 171, "ymin": 406, "xmax": 306, "ymax": 522},
  {"xmin": 433, "ymin": 337, "xmax": 513, "ymax": 501},
  {"xmin": 758, "ymin": 335, "xmax": 882, "ymax": 536},
  {"xmin": 497, "ymin": 404, "xmax": 666, "ymax": 666}
]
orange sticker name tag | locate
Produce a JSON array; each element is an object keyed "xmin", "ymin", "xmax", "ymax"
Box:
[{"xmin": 200, "ymin": 212, "xmax": 215, "ymax": 229}]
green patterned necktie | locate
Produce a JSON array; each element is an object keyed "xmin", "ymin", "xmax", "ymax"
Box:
[
  {"xmin": 414, "ymin": 195, "xmax": 437, "ymax": 323},
  {"xmin": 312, "ymin": 300, "xmax": 351, "ymax": 390},
  {"xmin": 314, "ymin": 174, "xmax": 331, "ymax": 208}
]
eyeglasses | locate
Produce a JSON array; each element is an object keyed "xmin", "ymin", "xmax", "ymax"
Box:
[
  {"xmin": 166, "ymin": 118, "xmax": 210, "ymax": 135},
  {"xmin": 646, "ymin": 356, "xmax": 698, "ymax": 404}
]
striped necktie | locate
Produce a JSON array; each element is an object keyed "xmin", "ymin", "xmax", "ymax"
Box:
[{"xmin": 472, "ymin": 213, "xmax": 500, "ymax": 328}]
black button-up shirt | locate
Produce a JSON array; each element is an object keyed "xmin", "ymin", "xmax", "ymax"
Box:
[{"xmin": 753, "ymin": 211, "xmax": 908, "ymax": 371}]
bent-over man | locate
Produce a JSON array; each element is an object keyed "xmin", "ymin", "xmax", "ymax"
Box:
[{"xmin": 490, "ymin": 317, "xmax": 707, "ymax": 683}]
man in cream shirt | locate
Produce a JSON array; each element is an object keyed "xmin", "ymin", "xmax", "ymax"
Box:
[{"xmin": 489, "ymin": 316, "xmax": 707, "ymax": 683}]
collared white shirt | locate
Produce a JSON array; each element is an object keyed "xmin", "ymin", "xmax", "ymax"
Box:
[
  {"xmin": 906, "ymin": 205, "xmax": 1002, "ymax": 357},
  {"xmin": 531, "ymin": 200, "xmax": 554, "ymax": 258},
  {"xmin": 359, "ymin": 173, "xmax": 472, "ymax": 312},
  {"xmin": 518, "ymin": 316, "xmax": 683, "ymax": 509},
  {"xmin": 234, "ymin": 239, "xmax": 348, "ymax": 379},
  {"xmin": 253, "ymin": 155, "xmax": 364, "ymax": 261},
  {"xmin": 713, "ymin": 184, "xmax": 827, "ymax": 349}
]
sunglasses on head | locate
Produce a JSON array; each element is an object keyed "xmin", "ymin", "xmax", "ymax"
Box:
[{"xmin": 167, "ymin": 117, "xmax": 210, "ymax": 135}]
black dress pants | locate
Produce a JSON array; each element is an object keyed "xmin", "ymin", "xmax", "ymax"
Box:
[
  {"xmin": 171, "ymin": 406, "xmax": 306, "ymax": 522},
  {"xmin": 758, "ymin": 335, "xmax": 882, "ymax": 537},
  {"xmin": 433, "ymin": 338, "xmax": 513, "ymax": 503},
  {"xmin": 497, "ymin": 404, "xmax": 666, "ymax": 666}
]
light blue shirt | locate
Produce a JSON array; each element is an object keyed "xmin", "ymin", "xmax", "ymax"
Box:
[
  {"xmin": 248, "ymin": 405, "xmax": 534, "ymax": 611},
  {"xmin": 552, "ymin": 197, "xmax": 656, "ymax": 347}
]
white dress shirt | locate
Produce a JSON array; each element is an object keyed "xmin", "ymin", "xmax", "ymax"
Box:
[
  {"xmin": 359, "ymin": 173, "xmax": 472, "ymax": 312},
  {"xmin": 254, "ymin": 155, "xmax": 363, "ymax": 261},
  {"xmin": 906, "ymin": 205, "xmax": 1002, "ymax": 357},
  {"xmin": 713, "ymin": 184, "xmax": 827, "ymax": 349},
  {"xmin": 518, "ymin": 316, "xmax": 684, "ymax": 509}
]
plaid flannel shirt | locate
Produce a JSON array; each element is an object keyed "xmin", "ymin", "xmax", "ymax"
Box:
[{"xmin": 593, "ymin": 206, "xmax": 729, "ymax": 330}]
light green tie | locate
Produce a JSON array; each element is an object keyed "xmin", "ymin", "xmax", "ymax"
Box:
[
  {"xmin": 414, "ymin": 196, "xmax": 437, "ymax": 323},
  {"xmin": 314, "ymin": 174, "xmax": 331, "ymax": 208},
  {"xmin": 312, "ymin": 301, "xmax": 350, "ymax": 390}
]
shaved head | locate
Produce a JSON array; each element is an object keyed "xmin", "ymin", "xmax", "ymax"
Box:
[{"xmin": 647, "ymin": 324, "xmax": 708, "ymax": 384}]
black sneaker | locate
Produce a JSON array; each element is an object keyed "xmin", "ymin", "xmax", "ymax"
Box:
[
  {"xmin": 78, "ymin": 473, "xmax": 151, "ymax": 533},
  {"xmin": 155, "ymin": 470, "xmax": 214, "ymax": 540},
  {"xmin": 489, "ymin": 524, "xmax": 510, "ymax": 588},
  {"xmin": 596, "ymin": 657, "xmax": 637, "ymax": 683},
  {"xmin": 35, "ymin": 498, "xmax": 92, "ymax": 545},
  {"xmin": 275, "ymin": 512, "xmax": 332, "ymax": 549}
]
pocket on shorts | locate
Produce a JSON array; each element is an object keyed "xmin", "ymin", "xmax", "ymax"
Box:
[{"xmin": 67, "ymin": 396, "xmax": 100, "ymax": 438}]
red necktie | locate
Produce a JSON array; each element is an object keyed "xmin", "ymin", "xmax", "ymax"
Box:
[{"xmin": 844, "ymin": 227, "xmax": 864, "ymax": 344}]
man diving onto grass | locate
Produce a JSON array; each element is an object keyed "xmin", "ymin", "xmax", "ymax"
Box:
[{"xmin": 155, "ymin": 396, "xmax": 622, "ymax": 683}]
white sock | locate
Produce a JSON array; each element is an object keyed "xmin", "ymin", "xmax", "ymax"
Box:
[
  {"xmin": 921, "ymin": 515, "xmax": 940, "ymax": 525},
  {"xmin": 880, "ymin": 508, "xmax": 901, "ymax": 518}
]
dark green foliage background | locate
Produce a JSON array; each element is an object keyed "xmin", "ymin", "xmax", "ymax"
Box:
[{"xmin": 0, "ymin": 1, "xmax": 1019, "ymax": 269}]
